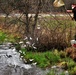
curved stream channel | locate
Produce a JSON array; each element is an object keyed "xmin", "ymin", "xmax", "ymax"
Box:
[{"xmin": 0, "ymin": 45, "xmax": 49, "ymax": 75}]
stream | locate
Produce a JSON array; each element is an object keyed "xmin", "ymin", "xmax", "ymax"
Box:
[{"xmin": 0, "ymin": 45, "xmax": 49, "ymax": 75}]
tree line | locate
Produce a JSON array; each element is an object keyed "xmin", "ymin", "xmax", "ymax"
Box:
[{"xmin": 0, "ymin": 0, "xmax": 76, "ymax": 13}]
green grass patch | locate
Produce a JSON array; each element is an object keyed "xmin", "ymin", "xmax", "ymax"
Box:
[
  {"xmin": 20, "ymin": 48, "xmax": 76, "ymax": 75},
  {"xmin": 0, "ymin": 30, "xmax": 19, "ymax": 44},
  {"xmin": 23, "ymin": 50, "xmax": 61, "ymax": 68}
]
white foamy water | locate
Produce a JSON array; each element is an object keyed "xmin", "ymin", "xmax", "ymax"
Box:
[{"xmin": 0, "ymin": 45, "xmax": 49, "ymax": 75}]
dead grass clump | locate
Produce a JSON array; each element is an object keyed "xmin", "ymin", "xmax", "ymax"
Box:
[{"xmin": 66, "ymin": 47, "xmax": 76, "ymax": 62}]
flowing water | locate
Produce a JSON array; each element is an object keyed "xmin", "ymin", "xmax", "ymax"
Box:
[{"xmin": 0, "ymin": 45, "xmax": 49, "ymax": 75}]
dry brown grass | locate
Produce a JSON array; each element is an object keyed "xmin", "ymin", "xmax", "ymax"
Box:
[{"xmin": 0, "ymin": 14, "xmax": 76, "ymax": 50}]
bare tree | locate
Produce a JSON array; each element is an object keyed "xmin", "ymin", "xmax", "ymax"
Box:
[{"xmin": 0, "ymin": 0, "xmax": 42, "ymax": 49}]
